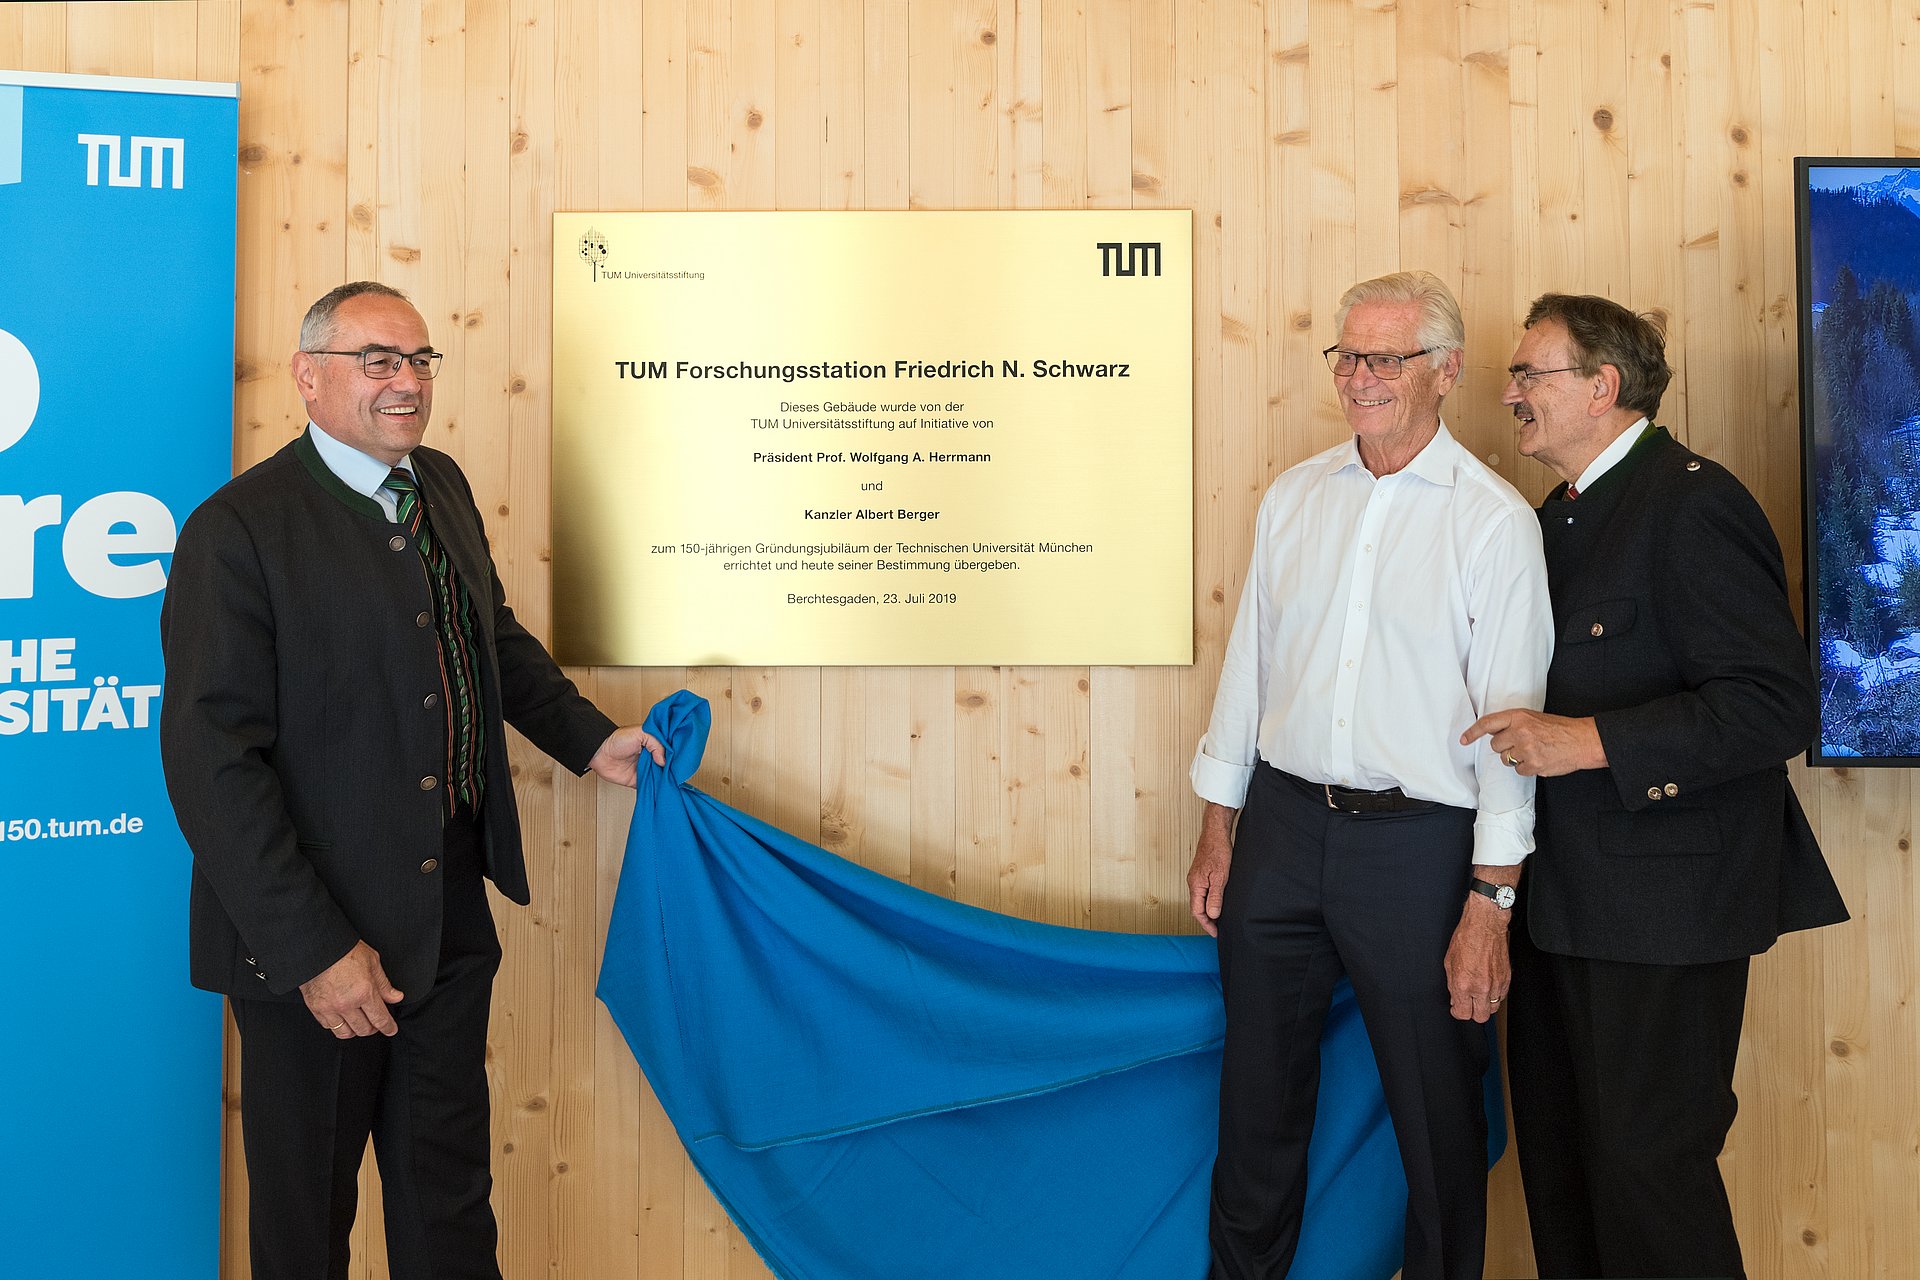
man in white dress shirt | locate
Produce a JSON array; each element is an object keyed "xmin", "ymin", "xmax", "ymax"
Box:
[{"xmin": 1186, "ymin": 271, "xmax": 1552, "ymax": 1280}]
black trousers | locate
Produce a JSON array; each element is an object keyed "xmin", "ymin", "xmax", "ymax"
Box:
[
  {"xmin": 1507, "ymin": 919, "xmax": 1750, "ymax": 1279},
  {"xmin": 1209, "ymin": 766, "xmax": 1489, "ymax": 1280},
  {"xmin": 231, "ymin": 813, "xmax": 504, "ymax": 1280}
]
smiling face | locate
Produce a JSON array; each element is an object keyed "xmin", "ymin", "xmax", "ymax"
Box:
[
  {"xmin": 291, "ymin": 292, "xmax": 434, "ymax": 465},
  {"xmin": 1504, "ymin": 317, "xmax": 1608, "ymax": 481},
  {"xmin": 1332, "ymin": 300, "xmax": 1460, "ymax": 463}
]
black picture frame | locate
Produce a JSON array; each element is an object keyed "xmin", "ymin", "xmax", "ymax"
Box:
[{"xmin": 1797, "ymin": 156, "xmax": 1920, "ymax": 765}]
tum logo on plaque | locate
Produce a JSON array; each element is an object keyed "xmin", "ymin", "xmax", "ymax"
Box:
[
  {"xmin": 76, "ymin": 133, "xmax": 185, "ymax": 189},
  {"xmin": 1098, "ymin": 241, "xmax": 1162, "ymax": 278}
]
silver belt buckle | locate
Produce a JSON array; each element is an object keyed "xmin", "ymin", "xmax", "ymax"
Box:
[{"xmin": 1324, "ymin": 783, "xmax": 1338, "ymax": 810}]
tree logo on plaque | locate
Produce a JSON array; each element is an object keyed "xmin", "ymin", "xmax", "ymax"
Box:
[{"xmin": 579, "ymin": 226, "xmax": 609, "ymax": 282}]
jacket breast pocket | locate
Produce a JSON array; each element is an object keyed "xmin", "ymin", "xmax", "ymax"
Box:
[
  {"xmin": 1597, "ymin": 807, "xmax": 1722, "ymax": 857},
  {"xmin": 1560, "ymin": 598, "xmax": 1637, "ymax": 647}
]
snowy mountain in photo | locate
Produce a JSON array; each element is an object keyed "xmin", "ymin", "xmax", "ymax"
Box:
[{"xmin": 1847, "ymin": 167, "xmax": 1920, "ymax": 215}]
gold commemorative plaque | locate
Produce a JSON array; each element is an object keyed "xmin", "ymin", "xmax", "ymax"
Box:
[{"xmin": 551, "ymin": 211, "xmax": 1192, "ymax": 666}]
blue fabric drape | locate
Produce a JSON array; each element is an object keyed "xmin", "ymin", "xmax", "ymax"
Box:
[{"xmin": 597, "ymin": 691, "xmax": 1502, "ymax": 1279}]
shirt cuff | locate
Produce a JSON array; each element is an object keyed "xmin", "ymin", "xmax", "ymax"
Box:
[
  {"xmin": 1190, "ymin": 743, "xmax": 1254, "ymax": 810},
  {"xmin": 1470, "ymin": 815, "xmax": 1533, "ymax": 868}
]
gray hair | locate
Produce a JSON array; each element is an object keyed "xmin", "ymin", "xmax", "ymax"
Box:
[
  {"xmin": 1333, "ymin": 271, "xmax": 1465, "ymax": 358},
  {"xmin": 299, "ymin": 281, "xmax": 412, "ymax": 352}
]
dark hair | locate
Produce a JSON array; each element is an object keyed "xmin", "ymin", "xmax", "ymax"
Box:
[
  {"xmin": 1523, "ymin": 293, "xmax": 1671, "ymax": 418},
  {"xmin": 299, "ymin": 281, "xmax": 412, "ymax": 351}
]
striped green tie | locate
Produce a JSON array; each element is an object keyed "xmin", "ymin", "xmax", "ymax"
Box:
[{"xmin": 383, "ymin": 467, "xmax": 486, "ymax": 815}]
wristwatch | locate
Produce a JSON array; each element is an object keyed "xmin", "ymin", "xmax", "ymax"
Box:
[{"xmin": 1469, "ymin": 878, "xmax": 1516, "ymax": 910}]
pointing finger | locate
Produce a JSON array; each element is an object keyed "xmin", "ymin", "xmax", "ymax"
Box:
[{"xmin": 1460, "ymin": 711, "xmax": 1513, "ymax": 746}]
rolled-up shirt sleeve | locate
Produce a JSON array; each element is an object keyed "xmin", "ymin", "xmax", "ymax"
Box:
[
  {"xmin": 1462, "ymin": 507, "xmax": 1553, "ymax": 866},
  {"xmin": 1191, "ymin": 496, "xmax": 1276, "ymax": 810}
]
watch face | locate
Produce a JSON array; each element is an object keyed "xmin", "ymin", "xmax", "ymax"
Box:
[{"xmin": 1494, "ymin": 885, "xmax": 1516, "ymax": 909}]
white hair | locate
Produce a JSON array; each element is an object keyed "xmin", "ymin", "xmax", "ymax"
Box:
[{"xmin": 1333, "ymin": 270, "xmax": 1464, "ymax": 357}]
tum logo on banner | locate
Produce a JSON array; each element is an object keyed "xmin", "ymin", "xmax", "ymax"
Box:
[
  {"xmin": 76, "ymin": 133, "xmax": 185, "ymax": 189},
  {"xmin": 1097, "ymin": 241, "xmax": 1162, "ymax": 278}
]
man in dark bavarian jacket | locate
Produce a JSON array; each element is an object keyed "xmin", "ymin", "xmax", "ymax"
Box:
[
  {"xmin": 160, "ymin": 281, "xmax": 663, "ymax": 1280},
  {"xmin": 1464, "ymin": 292, "xmax": 1849, "ymax": 1279}
]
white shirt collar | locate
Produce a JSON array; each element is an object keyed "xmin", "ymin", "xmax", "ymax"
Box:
[
  {"xmin": 306, "ymin": 420, "xmax": 414, "ymax": 500},
  {"xmin": 1572, "ymin": 417, "xmax": 1651, "ymax": 494},
  {"xmin": 1331, "ymin": 419, "xmax": 1460, "ymax": 487}
]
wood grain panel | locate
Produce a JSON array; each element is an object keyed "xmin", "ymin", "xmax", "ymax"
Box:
[{"xmin": 10, "ymin": 1, "xmax": 1920, "ymax": 1275}]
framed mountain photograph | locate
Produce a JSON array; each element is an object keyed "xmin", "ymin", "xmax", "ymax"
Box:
[{"xmin": 1798, "ymin": 157, "xmax": 1920, "ymax": 763}]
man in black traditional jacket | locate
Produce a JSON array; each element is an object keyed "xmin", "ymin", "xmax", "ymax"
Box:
[
  {"xmin": 161, "ymin": 281, "xmax": 662, "ymax": 1280},
  {"xmin": 1463, "ymin": 293, "xmax": 1849, "ymax": 1279}
]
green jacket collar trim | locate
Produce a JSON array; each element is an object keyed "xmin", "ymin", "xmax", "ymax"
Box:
[{"xmin": 294, "ymin": 429, "xmax": 388, "ymax": 521}]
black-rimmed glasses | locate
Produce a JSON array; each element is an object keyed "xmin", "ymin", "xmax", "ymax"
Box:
[
  {"xmin": 304, "ymin": 349, "xmax": 444, "ymax": 380},
  {"xmin": 1322, "ymin": 347, "xmax": 1435, "ymax": 379}
]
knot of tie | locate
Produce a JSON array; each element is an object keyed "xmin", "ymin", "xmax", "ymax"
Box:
[{"xmin": 383, "ymin": 467, "xmax": 426, "ymax": 539}]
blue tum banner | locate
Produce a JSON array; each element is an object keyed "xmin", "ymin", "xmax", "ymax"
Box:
[{"xmin": 0, "ymin": 71, "xmax": 235, "ymax": 1275}]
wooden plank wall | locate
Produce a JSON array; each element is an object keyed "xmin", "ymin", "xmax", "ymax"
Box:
[{"xmin": 4, "ymin": 1, "xmax": 1915, "ymax": 1275}]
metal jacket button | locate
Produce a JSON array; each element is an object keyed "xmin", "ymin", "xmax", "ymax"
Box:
[
  {"xmin": 420, "ymin": 858, "xmax": 439, "ymax": 874},
  {"xmin": 389, "ymin": 535, "xmax": 407, "ymax": 551},
  {"xmin": 1590, "ymin": 622, "xmax": 1605, "ymax": 637},
  {"xmin": 415, "ymin": 611, "xmax": 431, "ymax": 627},
  {"xmin": 1664, "ymin": 783, "xmax": 1679, "ymax": 796},
  {"xmin": 1646, "ymin": 786, "xmax": 1662, "ymax": 801},
  {"xmin": 420, "ymin": 775, "xmax": 438, "ymax": 791},
  {"xmin": 424, "ymin": 692, "xmax": 440, "ymax": 709}
]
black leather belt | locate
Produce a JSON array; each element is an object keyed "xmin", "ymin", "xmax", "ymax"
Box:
[{"xmin": 1278, "ymin": 768, "xmax": 1440, "ymax": 815}]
